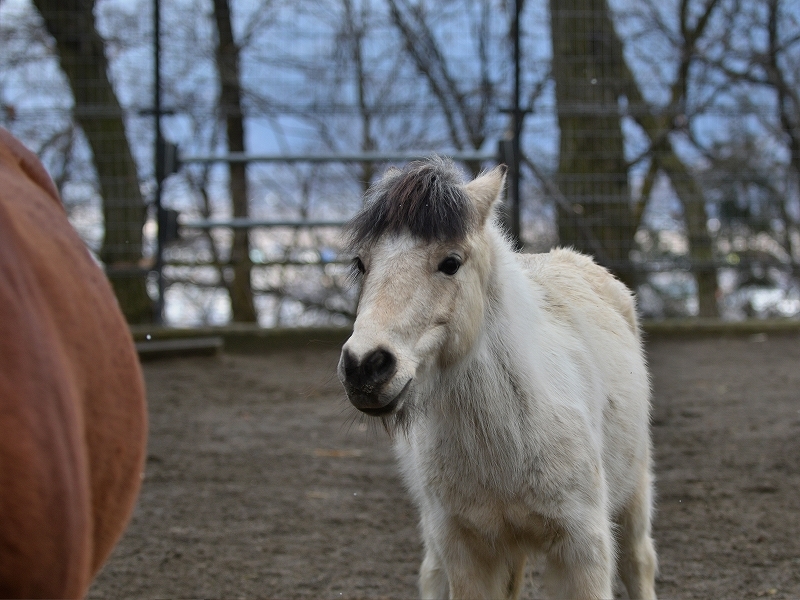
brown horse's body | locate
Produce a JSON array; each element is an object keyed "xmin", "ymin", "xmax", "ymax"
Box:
[{"xmin": 0, "ymin": 128, "xmax": 147, "ymax": 598}]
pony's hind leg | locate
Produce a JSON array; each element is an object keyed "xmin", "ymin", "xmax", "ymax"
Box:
[{"xmin": 616, "ymin": 470, "xmax": 657, "ymax": 600}]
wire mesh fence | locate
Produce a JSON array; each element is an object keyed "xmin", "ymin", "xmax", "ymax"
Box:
[{"xmin": 1, "ymin": 0, "xmax": 799, "ymax": 325}]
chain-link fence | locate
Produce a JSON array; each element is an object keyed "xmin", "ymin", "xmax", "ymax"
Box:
[{"xmin": 2, "ymin": 0, "xmax": 799, "ymax": 325}]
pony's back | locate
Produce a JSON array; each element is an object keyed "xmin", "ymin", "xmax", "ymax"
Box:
[{"xmin": 518, "ymin": 247, "xmax": 640, "ymax": 338}]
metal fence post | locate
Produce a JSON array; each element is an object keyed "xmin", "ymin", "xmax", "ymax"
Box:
[{"xmin": 153, "ymin": 0, "xmax": 165, "ymax": 324}]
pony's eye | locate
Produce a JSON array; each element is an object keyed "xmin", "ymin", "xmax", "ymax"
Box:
[
  {"xmin": 438, "ymin": 256, "xmax": 461, "ymax": 276},
  {"xmin": 354, "ymin": 257, "xmax": 366, "ymax": 274}
]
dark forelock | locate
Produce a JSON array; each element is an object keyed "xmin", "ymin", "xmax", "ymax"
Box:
[{"xmin": 344, "ymin": 156, "xmax": 477, "ymax": 251}]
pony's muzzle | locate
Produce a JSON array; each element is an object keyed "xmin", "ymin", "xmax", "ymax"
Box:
[{"xmin": 339, "ymin": 347, "xmax": 399, "ymax": 414}]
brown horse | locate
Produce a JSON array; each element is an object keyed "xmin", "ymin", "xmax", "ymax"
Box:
[{"xmin": 0, "ymin": 128, "xmax": 147, "ymax": 598}]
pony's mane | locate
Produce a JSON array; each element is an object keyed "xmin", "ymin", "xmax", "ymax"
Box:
[{"xmin": 345, "ymin": 156, "xmax": 478, "ymax": 251}]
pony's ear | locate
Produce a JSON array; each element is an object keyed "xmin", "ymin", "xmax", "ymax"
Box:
[{"xmin": 464, "ymin": 164, "xmax": 507, "ymax": 225}]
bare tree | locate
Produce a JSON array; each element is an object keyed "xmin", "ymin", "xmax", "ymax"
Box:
[
  {"xmin": 16, "ymin": 0, "xmax": 799, "ymax": 325},
  {"xmin": 687, "ymin": 0, "xmax": 800, "ymax": 273},
  {"xmin": 341, "ymin": 0, "xmax": 379, "ymax": 189},
  {"xmin": 386, "ymin": 0, "xmax": 504, "ymax": 174},
  {"xmin": 588, "ymin": 0, "xmax": 723, "ymax": 316},
  {"xmin": 549, "ymin": 0, "xmax": 637, "ymax": 289},
  {"xmin": 765, "ymin": 0, "xmax": 800, "ymax": 178},
  {"xmin": 212, "ymin": 0, "xmax": 257, "ymax": 322},
  {"xmin": 31, "ymin": 0, "xmax": 153, "ymax": 323},
  {"xmin": 708, "ymin": 0, "xmax": 800, "ymax": 196}
]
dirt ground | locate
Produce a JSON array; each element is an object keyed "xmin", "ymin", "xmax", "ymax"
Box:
[{"xmin": 88, "ymin": 332, "xmax": 800, "ymax": 599}]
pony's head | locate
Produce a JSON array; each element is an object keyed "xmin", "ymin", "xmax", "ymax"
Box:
[{"xmin": 338, "ymin": 156, "xmax": 506, "ymax": 426}]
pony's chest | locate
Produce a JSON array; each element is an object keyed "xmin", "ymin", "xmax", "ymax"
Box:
[
  {"xmin": 398, "ymin": 425, "xmax": 559, "ymax": 547},
  {"xmin": 412, "ymin": 428, "xmax": 534, "ymax": 508},
  {"xmin": 427, "ymin": 462, "xmax": 556, "ymax": 547}
]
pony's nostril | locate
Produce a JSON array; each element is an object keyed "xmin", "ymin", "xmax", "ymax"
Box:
[
  {"xmin": 363, "ymin": 348, "xmax": 394, "ymax": 380},
  {"xmin": 341, "ymin": 348, "xmax": 359, "ymax": 378},
  {"xmin": 342, "ymin": 347, "xmax": 396, "ymax": 389}
]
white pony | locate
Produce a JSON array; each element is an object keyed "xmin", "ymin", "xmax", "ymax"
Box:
[{"xmin": 338, "ymin": 157, "xmax": 656, "ymax": 600}]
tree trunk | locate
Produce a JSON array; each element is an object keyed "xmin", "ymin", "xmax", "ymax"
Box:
[
  {"xmin": 652, "ymin": 151, "xmax": 716, "ymax": 316},
  {"xmin": 549, "ymin": 0, "xmax": 637, "ymax": 289},
  {"xmin": 33, "ymin": 0, "xmax": 153, "ymax": 324},
  {"xmin": 550, "ymin": 0, "xmax": 719, "ymax": 315},
  {"xmin": 611, "ymin": 0, "xmax": 719, "ymax": 316},
  {"xmin": 212, "ymin": 0, "xmax": 257, "ymax": 322}
]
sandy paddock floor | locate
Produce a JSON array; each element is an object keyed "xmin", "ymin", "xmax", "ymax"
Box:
[{"xmin": 89, "ymin": 332, "xmax": 800, "ymax": 599}]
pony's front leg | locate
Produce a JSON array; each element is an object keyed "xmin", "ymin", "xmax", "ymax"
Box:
[
  {"xmin": 420, "ymin": 547, "xmax": 449, "ymax": 600},
  {"xmin": 439, "ymin": 527, "xmax": 524, "ymax": 600},
  {"xmin": 542, "ymin": 514, "xmax": 614, "ymax": 600}
]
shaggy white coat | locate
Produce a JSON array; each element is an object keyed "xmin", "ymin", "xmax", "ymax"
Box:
[{"xmin": 340, "ymin": 166, "xmax": 657, "ymax": 600}]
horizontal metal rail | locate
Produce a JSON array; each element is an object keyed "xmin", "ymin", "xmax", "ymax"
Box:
[
  {"xmin": 156, "ymin": 255, "xmax": 800, "ymax": 273},
  {"xmin": 177, "ymin": 150, "xmax": 498, "ymax": 233},
  {"xmin": 179, "ymin": 150, "xmax": 498, "ymax": 165},
  {"xmin": 181, "ymin": 218, "xmax": 347, "ymax": 230},
  {"xmin": 164, "ymin": 259, "xmax": 351, "ymax": 268}
]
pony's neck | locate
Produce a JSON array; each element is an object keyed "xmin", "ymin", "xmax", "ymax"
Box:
[
  {"xmin": 419, "ymin": 228, "xmax": 537, "ymax": 486},
  {"xmin": 479, "ymin": 223, "xmax": 542, "ymax": 361},
  {"xmin": 434, "ymin": 224, "xmax": 542, "ymax": 413}
]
